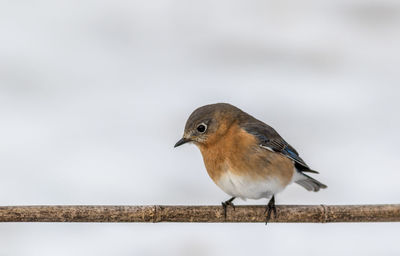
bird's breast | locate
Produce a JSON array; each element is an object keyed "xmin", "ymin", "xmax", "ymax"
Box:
[{"xmin": 197, "ymin": 126, "xmax": 295, "ymax": 199}]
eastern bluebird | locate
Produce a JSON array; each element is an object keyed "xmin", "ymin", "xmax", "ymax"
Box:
[{"xmin": 174, "ymin": 103, "xmax": 327, "ymax": 223}]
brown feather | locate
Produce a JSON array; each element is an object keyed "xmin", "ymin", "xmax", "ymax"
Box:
[{"xmin": 197, "ymin": 122, "xmax": 295, "ymax": 187}]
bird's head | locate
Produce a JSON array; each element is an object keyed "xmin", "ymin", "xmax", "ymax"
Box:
[{"xmin": 174, "ymin": 103, "xmax": 243, "ymax": 148}]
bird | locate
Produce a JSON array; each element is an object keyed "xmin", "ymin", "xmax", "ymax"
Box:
[{"xmin": 174, "ymin": 103, "xmax": 327, "ymax": 223}]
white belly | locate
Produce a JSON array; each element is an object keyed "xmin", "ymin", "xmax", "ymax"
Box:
[{"xmin": 216, "ymin": 171, "xmax": 287, "ymax": 200}]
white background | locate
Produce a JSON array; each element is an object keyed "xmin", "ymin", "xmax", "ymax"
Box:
[{"xmin": 1, "ymin": 0, "xmax": 399, "ymax": 255}]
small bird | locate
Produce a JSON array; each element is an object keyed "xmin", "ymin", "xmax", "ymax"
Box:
[{"xmin": 174, "ymin": 103, "xmax": 327, "ymax": 223}]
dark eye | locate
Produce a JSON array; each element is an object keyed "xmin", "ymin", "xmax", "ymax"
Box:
[{"xmin": 196, "ymin": 123, "xmax": 207, "ymax": 133}]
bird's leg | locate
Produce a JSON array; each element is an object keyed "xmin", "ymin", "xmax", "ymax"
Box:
[
  {"xmin": 221, "ymin": 197, "xmax": 236, "ymax": 219},
  {"xmin": 265, "ymin": 195, "xmax": 277, "ymax": 225}
]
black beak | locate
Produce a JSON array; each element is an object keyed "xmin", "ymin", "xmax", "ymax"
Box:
[{"xmin": 174, "ymin": 137, "xmax": 191, "ymax": 148}]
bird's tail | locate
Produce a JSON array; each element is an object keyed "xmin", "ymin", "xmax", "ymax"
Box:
[{"xmin": 294, "ymin": 172, "xmax": 327, "ymax": 192}]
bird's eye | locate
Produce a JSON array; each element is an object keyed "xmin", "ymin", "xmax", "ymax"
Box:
[{"xmin": 196, "ymin": 123, "xmax": 207, "ymax": 133}]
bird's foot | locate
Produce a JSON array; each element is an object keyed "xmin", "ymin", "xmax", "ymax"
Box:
[
  {"xmin": 221, "ymin": 197, "xmax": 236, "ymax": 219},
  {"xmin": 264, "ymin": 195, "xmax": 277, "ymax": 225}
]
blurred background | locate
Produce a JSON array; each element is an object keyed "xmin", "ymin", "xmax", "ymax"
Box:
[{"xmin": 1, "ymin": 0, "xmax": 400, "ymax": 255}]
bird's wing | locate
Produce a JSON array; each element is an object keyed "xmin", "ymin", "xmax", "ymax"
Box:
[{"xmin": 241, "ymin": 121, "xmax": 318, "ymax": 174}]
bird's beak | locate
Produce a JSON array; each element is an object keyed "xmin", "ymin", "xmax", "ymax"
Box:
[{"xmin": 174, "ymin": 137, "xmax": 191, "ymax": 148}]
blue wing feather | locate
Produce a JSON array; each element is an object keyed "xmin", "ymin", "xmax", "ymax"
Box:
[{"xmin": 241, "ymin": 121, "xmax": 318, "ymax": 173}]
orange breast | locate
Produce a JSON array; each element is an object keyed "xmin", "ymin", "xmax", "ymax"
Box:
[{"xmin": 197, "ymin": 124, "xmax": 294, "ymax": 187}]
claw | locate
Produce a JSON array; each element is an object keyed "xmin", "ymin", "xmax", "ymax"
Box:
[
  {"xmin": 265, "ymin": 195, "xmax": 277, "ymax": 225},
  {"xmin": 221, "ymin": 197, "xmax": 236, "ymax": 219}
]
